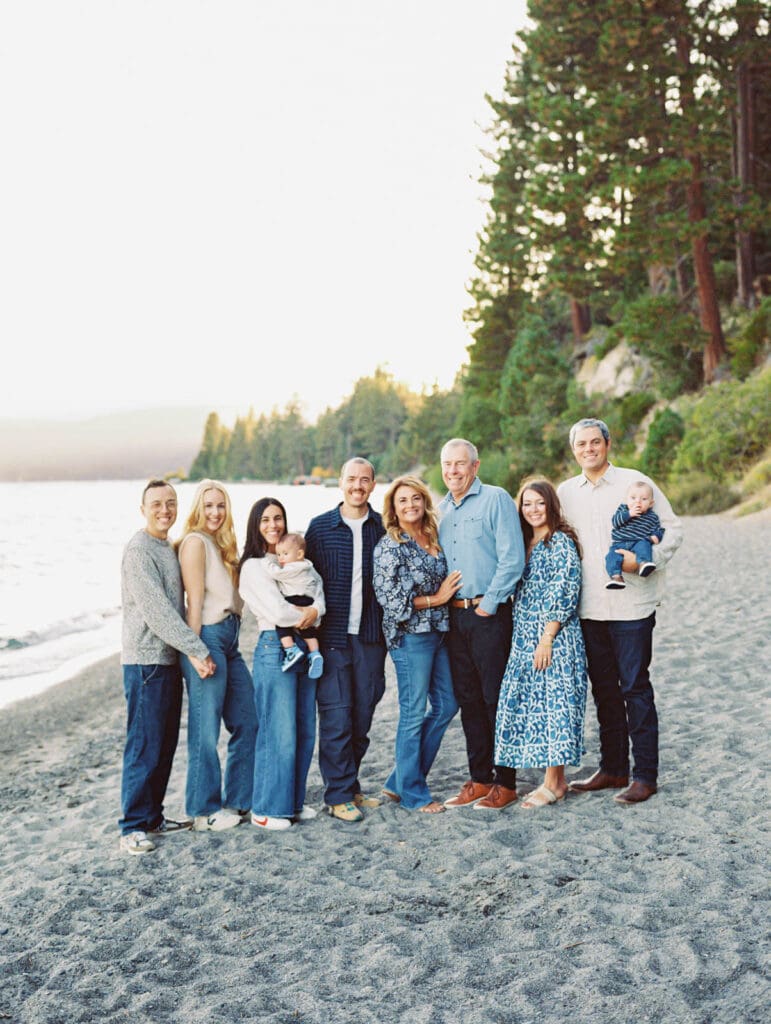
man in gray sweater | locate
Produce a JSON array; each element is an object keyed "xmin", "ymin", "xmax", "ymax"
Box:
[{"xmin": 119, "ymin": 480, "xmax": 215, "ymax": 855}]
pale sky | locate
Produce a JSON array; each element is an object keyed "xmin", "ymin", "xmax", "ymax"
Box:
[{"xmin": 1, "ymin": 1, "xmax": 527, "ymax": 425}]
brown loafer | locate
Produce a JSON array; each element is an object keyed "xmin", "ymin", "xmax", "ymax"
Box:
[
  {"xmin": 473, "ymin": 783, "xmax": 518, "ymax": 811},
  {"xmin": 444, "ymin": 780, "xmax": 492, "ymax": 808},
  {"xmin": 569, "ymin": 770, "xmax": 629, "ymax": 792},
  {"xmin": 615, "ymin": 781, "xmax": 657, "ymax": 805}
]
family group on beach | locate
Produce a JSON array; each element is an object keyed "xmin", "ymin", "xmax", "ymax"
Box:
[{"xmin": 118, "ymin": 417, "xmax": 683, "ymax": 855}]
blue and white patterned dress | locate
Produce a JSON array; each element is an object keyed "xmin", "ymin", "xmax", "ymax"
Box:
[{"xmin": 494, "ymin": 531, "xmax": 587, "ymax": 769}]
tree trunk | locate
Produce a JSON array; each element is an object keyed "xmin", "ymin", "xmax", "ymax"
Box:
[
  {"xmin": 569, "ymin": 298, "xmax": 591, "ymax": 344},
  {"xmin": 734, "ymin": 61, "xmax": 757, "ymax": 308},
  {"xmin": 675, "ymin": 32, "xmax": 727, "ymax": 382}
]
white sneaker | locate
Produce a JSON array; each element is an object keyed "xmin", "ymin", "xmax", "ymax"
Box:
[
  {"xmin": 251, "ymin": 813, "xmax": 292, "ymax": 831},
  {"xmin": 119, "ymin": 831, "xmax": 156, "ymax": 855},
  {"xmin": 223, "ymin": 807, "xmax": 250, "ymax": 820},
  {"xmin": 192, "ymin": 809, "xmax": 242, "ymax": 832},
  {"xmin": 294, "ymin": 805, "xmax": 317, "ymax": 821}
]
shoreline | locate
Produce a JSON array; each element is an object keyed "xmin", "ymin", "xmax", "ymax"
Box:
[{"xmin": 1, "ymin": 511, "xmax": 768, "ymax": 1023}]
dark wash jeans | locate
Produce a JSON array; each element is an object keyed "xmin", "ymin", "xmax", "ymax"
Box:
[
  {"xmin": 119, "ymin": 663, "xmax": 182, "ymax": 834},
  {"xmin": 447, "ymin": 602, "xmax": 515, "ymax": 788},
  {"xmin": 316, "ymin": 635, "xmax": 386, "ymax": 805},
  {"xmin": 581, "ymin": 614, "xmax": 658, "ymax": 785}
]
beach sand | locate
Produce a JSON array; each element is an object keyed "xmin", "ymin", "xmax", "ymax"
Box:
[{"xmin": 1, "ymin": 513, "xmax": 768, "ymax": 1024}]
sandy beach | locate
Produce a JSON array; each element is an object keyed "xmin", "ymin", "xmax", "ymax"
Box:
[{"xmin": 1, "ymin": 512, "xmax": 768, "ymax": 1024}]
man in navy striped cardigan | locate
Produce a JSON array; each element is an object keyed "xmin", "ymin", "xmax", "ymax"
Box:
[{"xmin": 305, "ymin": 458, "xmax": 387, "ymax": 823}]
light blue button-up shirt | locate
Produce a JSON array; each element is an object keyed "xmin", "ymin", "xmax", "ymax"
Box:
[{"xmin": 438, "ymin": 477, "xmax": 525, "ymax": 615}]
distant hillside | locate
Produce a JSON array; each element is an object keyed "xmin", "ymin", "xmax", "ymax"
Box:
[{"xmin": 0, "ymin": 407, "xmax": 209, "ymax": 481}]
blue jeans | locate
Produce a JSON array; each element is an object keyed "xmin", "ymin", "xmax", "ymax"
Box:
[
  {"xmin": 119, "ymin": 663, "xmax": 182, "ymax": 834},
  {"xmin": 316, "ymin": 636, "xmax": 386, "ymax": 805},
  {"xmin": 384, "ymin": 632, "xmax": 458, "ymax": 809},
  {"xmin": 251, "ymin": 631, "xmax": 318, "ymax": 818},
  {"xmin": 605, "ymin": 539, "xmax": 653, "ymax": 576},
  {"xmin": 181, "ymin": 614, "xmax": 257, "ymax": 817},
  {"xmin": 581, "ymin": 615, "xmax": 658, "ymax": 785}
]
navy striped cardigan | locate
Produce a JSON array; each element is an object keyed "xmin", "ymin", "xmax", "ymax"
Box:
[{"xmin": 305, "ymin": 503, "xmax": 385, "ymax": 648}]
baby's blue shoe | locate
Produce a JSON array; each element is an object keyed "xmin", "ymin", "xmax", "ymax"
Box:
[{"xmin": 307, "ymin": 652, "xmax": 324, "ymax": 679}]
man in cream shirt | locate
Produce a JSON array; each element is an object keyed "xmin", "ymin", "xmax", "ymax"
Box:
[{"xmin": 558, "ymin": 419, "xmax": 683, "ymax": 804}]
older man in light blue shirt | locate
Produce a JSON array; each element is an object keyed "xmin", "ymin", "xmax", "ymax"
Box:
[{"xmin": 438, "ymin": 439, "xmax": 525, "ymax": 810}]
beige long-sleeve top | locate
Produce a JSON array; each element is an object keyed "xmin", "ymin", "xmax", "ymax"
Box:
[{"xmin": 558, "ymin": 463, "xmax": 683, "ymax": 621}]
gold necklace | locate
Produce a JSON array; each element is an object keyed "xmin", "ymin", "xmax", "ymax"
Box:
[{"xmin": 407, "ymin": 531, "xmax": 430, "ymax": 551}]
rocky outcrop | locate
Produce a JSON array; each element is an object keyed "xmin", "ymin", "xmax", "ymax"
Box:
[{"xmin": 577, "ymin": 340, "xmax": 654, "ymax": 398}]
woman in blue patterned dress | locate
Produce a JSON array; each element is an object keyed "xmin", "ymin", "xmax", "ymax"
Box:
[
  {"xmin": 494, "ymin": 480, "xmax": 587, "ymax": 809},
  {"xmin": 373, "ymin": 476, "xmax": 462, "ymax": 813}
]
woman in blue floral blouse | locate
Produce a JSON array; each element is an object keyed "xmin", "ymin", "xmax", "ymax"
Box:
[
  {"xmin": 494, "ymin": 480, "xmax": 588, "ymax": 809},
  {"xmin": 373, "ymin": 476, "xmax": 462, "ymax": 813}
]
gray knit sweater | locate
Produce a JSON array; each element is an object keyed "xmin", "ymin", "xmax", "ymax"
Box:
[{"xmin": 121, "ymin": 530, "xmax": 209, "ymax": 666}]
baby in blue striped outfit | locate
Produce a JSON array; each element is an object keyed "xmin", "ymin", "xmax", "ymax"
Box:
[{"xmin": 605, "ymin": 480, "xmax": 665, "ymax": 590}]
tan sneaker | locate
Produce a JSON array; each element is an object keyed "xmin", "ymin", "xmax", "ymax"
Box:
[
  {"xmin": 354, "ymin": 793, "xmax": 382, "ymax": 809},
  {"xmin": 443, "ymin": 780, "xmax": 493, "ymax": 808},
  {"xmin": 326, "ymin": 801, "xmax": 364, "ymax": 822}
]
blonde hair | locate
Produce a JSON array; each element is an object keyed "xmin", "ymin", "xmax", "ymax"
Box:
[
  {"xmin": 382, "ymin": 475, "xmax": 440, "ymax": 548},
  {"xmin": 178, "ymin": 480, "xmax": 240, "ymax": 583}
]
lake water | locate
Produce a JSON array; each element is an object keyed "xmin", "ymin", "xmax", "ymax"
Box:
[{"xmin": 0, "ymin": 480, "xmax": 387, "ymax": 709}]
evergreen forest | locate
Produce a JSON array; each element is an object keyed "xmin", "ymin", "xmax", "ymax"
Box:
[{"xmin": 189, "ymin": 1, "xmax": 770, "ymax": 515}]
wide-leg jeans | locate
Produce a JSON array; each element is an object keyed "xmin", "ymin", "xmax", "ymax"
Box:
[
  {"xmin": 251, "ymin": 630, "xmax": 317, "ymax": 818},
  {"xmin": 581, "ymin": 614, "xmax": 658, "ymax": 785},
  {"xmin": 181, "ymin": 613, "xmax": 257, "ymax": 817},
  {"xmin": 119, "ymin": 662, "xmax": 182, "ymax": 834},
  {"xmin": 384, "ymin": 631, "xmax": 458, "ymax": 809}
]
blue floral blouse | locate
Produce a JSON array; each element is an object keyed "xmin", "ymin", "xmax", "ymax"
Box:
[{"xmin": 372, "ymin": 535, "xmax": 450, "ymax": 650}]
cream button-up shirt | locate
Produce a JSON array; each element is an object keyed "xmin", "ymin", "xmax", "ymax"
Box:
[{"xmin": 558, "ymin": 464, "xmax": 683, "ymax": 621}]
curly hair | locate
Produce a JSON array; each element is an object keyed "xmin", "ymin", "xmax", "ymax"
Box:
[{"xmin": 381, "ymin": 475, "xmax": 440, "ymax": 548}]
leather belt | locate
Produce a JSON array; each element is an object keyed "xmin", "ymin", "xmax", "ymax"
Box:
[{"xmin": 450, "ymin": 596, "xmax": 483, "ymax": 609}]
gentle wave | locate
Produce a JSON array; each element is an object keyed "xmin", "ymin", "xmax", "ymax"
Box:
[
  {"xmin": 0, "ymin": 608, "xmax": 121, "ymax": 656},
  {"xmin": 0, "ymin": 479, "xmax": 387, "ymax": 708}
]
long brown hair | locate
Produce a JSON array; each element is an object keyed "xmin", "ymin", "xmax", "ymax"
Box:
[
  {"xmin": 516, "ymin": 479, "xmax": 582, "ymax": 558},
  {"xmin": 239, "ymin": 497, "xmax": 288, "ymax": 567},
  {"xmin": 382, "ymin": 475, "xmax": 440, "ymax": 549}
]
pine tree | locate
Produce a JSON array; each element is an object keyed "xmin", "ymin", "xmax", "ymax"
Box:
[{"xmin": 189, "ymin": 412, "xmax": 229, "ymax": 480}]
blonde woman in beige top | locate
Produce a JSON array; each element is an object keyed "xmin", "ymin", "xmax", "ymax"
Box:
[{"xmin": 178, "ymin": 480, "xmax": 257, "ymax": 832}]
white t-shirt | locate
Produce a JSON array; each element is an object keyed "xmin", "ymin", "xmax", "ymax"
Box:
[{"xmin": 341, "ymin": 511, "xmax": 368, "ymax": 634}]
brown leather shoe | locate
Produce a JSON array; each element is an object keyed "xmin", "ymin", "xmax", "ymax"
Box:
[
  {"xmin": 443, "ymin": 780, "xmax": 492, "ymax": 808},
  {"xmin": 569, "ymin": 770, "xmax": 628, "ymax": 792},
  {"xmin": 473, "ymin": 783, "xmax": 518, "ymax": 811},
  {"xmin": 614, "ymin": 781, "xmax": 657, "ymax": 805}
]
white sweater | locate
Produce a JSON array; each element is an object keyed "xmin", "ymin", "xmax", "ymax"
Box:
[{"xmin": 239, "ymin": 555, "xmax": 325, "ymax": 635}]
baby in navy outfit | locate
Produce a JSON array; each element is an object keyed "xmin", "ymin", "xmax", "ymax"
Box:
[{"xmin": 605, "ymin": 481, "xmax": 665, "ymax": 590}]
